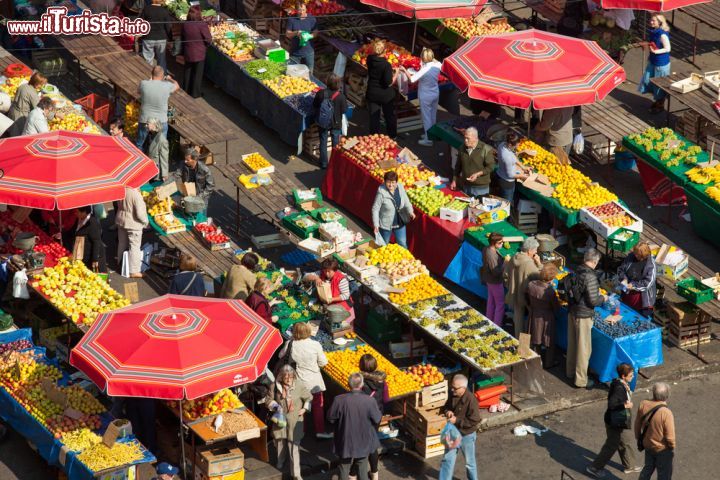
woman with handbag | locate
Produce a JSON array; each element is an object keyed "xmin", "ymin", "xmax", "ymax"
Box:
[
  {"xmin": 587, "ymin": 363, "xmax": 641, "ymax": 478},
  {"xmin": 168, "ymin": 254, "xmax": 207, "ymax": 296},
  {"xmin": 371, "ymin": 171, "xmax": 415, "ymax": 249}
]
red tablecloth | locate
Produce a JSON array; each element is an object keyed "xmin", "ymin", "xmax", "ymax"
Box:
[
  {"xmin": 635, "ymin": 158, "xmax": 686, "ymax": 207},
  {"xmin": 322, "ymin": 149, "xmax": 472, "ymax": 275}
]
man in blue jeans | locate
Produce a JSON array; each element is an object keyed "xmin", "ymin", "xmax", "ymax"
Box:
[{"xmin": 440, "ymin": 374, "xmax": 481, "ymax": 480}]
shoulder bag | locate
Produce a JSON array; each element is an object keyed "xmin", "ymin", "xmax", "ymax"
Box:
[
  {"xmin": 637, "ymin": 405, "xmax": 665, "ymax": 451},
  {"xmin": 609, "ymin": 384, "xmax": 632, "ymax": 429},
  {"xmin": 179, "ymin": 273, "xmax": 198, "ymax": 295},
  {"xmin": 389, "ymin": 188, "xmax": 411, "ymax": 226}
]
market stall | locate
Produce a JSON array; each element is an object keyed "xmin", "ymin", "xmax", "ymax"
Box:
[{"xmin": 0, "ymin": 329, "xmax": 156, "ymax": 480}]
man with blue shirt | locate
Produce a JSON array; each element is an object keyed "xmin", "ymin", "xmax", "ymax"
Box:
[{"xmin": 286, "ymin": 3, "xmax": 317, "ymax": 74}]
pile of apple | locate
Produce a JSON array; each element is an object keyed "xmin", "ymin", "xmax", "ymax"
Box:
[
  {"xmin": 371, "ymin": 163, "xmax": 435, "ymax": 186},
  {"xmin": 406, "ymin": 364, "xmax": 444, "ymax": 387},
  {"xmin": 343, "ymin": 135, "xmax": 398, "ymax": 170},
  {"xmin": 352, "ymin": 39, "xmax": 417, "ymax": 69},
  {"xmin": 586, "ymin": 202, "xmax": 636, "ymax": 228},
  {"xmin": 169, "ymin": 388, "xmax": 243, "ymax": 421},
  {"xmin": 443, "ymin": 18, "xmax": 515, "ymax": 39}
]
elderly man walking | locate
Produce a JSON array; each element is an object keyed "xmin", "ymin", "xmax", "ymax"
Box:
[
  {"xmin": 439, "ymin": 374, "xmax": 481, "ymax": 480},
  {"xmin": 327, "ymin": 373, "xmax": 382, "ymax": 480},
  {"xmin": 635, "ymin": 383, "xmax": 676, "ymax": 480},
  {"xmin": 504, "ymin": 236, "xmax": 543, "ymax": 337}
]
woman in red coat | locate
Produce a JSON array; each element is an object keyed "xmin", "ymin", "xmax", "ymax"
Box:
[
  {"xmin": 181, "ymin": 6, "xmax": 212, "ymax": 98},
  {"xmin": 245, "ymin": 277, "xmax": 279, "ymax": 325}
]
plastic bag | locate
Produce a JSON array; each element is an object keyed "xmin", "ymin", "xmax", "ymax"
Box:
[
  {"xmin": 440, "ymin": 422, "xmax": 462, "ymax": 449},
  {"xmin": 374, "ymin": 231, "xmax": 386, "ymax": 247},
  {"xmin": 333, "ymin": 52, "xmax": 347, "ymax": 78},
  {"xmin": 572, "ymin": 133, "xmax": 585, "ymax": 155},
  {"xmin": 603, "ymin": 293, "xmax": 620, "ymax": 313},
  {"xmin": 12, "ymin": 269, "xmax": 29, "ymax": 300},
  {"xmin": 271, "ymin": 406, "xmax": 287, "ymax": 428}
]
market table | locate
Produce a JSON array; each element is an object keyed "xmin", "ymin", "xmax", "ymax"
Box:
[
  {"xmin": 683, "ymin": 182, "xmax": 720, "ymax": 248},
  {"xmin": 322, "ymin": 148, "xmax": 473, "ymax": 275},
  {"xmin": 582, "ymin": 99, "xmax": 650, "ymax": 165},
  {"xmin": 517, "ymin": 183, "xmax": 580, "ymax": 227},
  {"xmin": 652, "ymin": 75, "xmax": 720, "ymax": 131},
  {"xmin": 556, "ymin": 303, "xmax": 663, "ymax": 384},
  {"xmin": 679, "ymin": 2, "xmax": 720, "ymax": 63}
]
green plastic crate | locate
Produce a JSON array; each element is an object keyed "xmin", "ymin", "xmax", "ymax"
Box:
[
  {"xmin": 293, "ymin": 188, "xmax": 323, "ymax": 207},
  {"xmin": 281, "ymin": 212, "xmax": 320, "ymax": 239},
  {"xmin": 607, "ymin": 228, "xmax": 640, "ymax": 253},
  {"xmin": 364, "ymin": 310, "xmax": 402, "ymax": 343},
  {"xmin": 676, "ymin": 277, "xmax": 715, "ymax": 305},
  {"xmin": 311, "ymin": 207, "xmax": 347, "ymax": 226}
]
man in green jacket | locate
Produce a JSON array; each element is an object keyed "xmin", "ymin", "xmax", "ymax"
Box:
[{"xmin": 450, "ymin": 127, "xmax": 496, "ymax": 197}]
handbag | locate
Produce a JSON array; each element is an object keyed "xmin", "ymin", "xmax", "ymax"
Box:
[
  {"xmin": 637, "ymin": 405, "xmax": 665, "ymax": 452},
  {"xmin": 609, "ymin": 409, "xmax": 631, "ymax": 429},
  {"xmin": 389, "ymin": 188, "xmax": 411, "ymax": 226}
]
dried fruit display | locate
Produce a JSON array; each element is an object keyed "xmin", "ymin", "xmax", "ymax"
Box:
[{"xmin": 77, "ymin": 441, "xmax": 145, "ymax": 472}]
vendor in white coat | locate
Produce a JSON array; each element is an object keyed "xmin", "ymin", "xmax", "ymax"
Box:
[{"xmin": 402, "ymin": 48, "xmax": 442, "ymax": 147}]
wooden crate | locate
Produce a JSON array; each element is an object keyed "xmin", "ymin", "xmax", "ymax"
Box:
[
  {"xmin": 414, "ymin": 434, "xmax": 444, "ymax": 459},
  {"xmin": 302, "ymin": 125, "xmax": 332, "ymax": 161},
  {"xmin": 667, "ymin": 321, "xmax": 711, "ymax": 348},
  {"xmin": 415, "ymin": 381, "xmax": 448, "ymax": 409},
  {"xmin": 31, "ymin": 51, "xmax": 68, "ymax": 77},
  {"xmin": 668, "ymin": 331, "xmax": 711, "ymax": 348},
  {"xmin": 345, "ymin": 87, "xmax": 365, "ymax": 108},
  {"xmin": 401, "ymin": 405, "xmax": 445, "ymax": 437},
  {"xmin": 515, "ymin": 212, "xmax": 538, "ymax": 235}
]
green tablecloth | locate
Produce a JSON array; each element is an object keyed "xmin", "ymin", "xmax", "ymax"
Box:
[
  {"xmin": 622, "ymin": 133, "xmax": 709, "ymax": 187},
  {"xmin": 684, "ymin": 185, "xmax": 720, "ymax": 248},
  {"xmin": 464, "ymin": 221, "xmax": 527, "ymax": 256},
  {"xmin": 427, "ymin": 121, "xmax": 464, "ymax": 149},
  {"xmin": 140, "ymin": 183, "xmax": 207, "ymax": 236},
  {"xmin": 518, "ymin": 184, "xmax": 580, "ymax": 227},
  {"xmin": 419, "ymin": 19, "xmax": 464, "ymax": 49}
]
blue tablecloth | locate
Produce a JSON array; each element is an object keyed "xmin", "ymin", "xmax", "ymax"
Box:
[
  {"xmin": 557, "ymin": 303, "xmax": 663, "ymax": 385},
  {"xmin": 444, "ymin": 240, "xmax": 487, "ymax": 299}
]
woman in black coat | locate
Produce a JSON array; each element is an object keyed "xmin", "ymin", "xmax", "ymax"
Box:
[
  {"xmin": 63, "ymin": 206, "xmax": 107, "ymax": 272},
  {"xmin": 365, "ymin": 39, "xmax": 398, "ymax": 139},
  {"xmin": 587, "ymin": 363, "xmax": 640, "ymax": 477}
]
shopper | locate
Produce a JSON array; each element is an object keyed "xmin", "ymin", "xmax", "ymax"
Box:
[
  {"xmin": 108, "ymin": 118, "xmax": 125, "ymax": 137},
  {"xmin": 439, "ymin": 374, "xmax": 481, "ymax": 480},
  {"xmin": 371, "ymin": 170, "xmax": 415, "ymax": 249},
  {"xmin": 168, "ymin": 254, "xmax": 207, "ymax": 296},
  {"xmin": 366, "ymin": 39, "xmax": 398, "ymax": 138},
  {"xmin": 313, "ymin": 74, "xmax": 347, "ymax": 169},
  {"xmin": 327, "ymin": 372, "xmax": 383, "ymax": 480},
  {"xmin": 125, "ymin": 397, "xmax": 157, "ymax": 454},
  {"xmin": 221, "ymin": 252, "xmax": 259, "ymax": 300},
  {"xmin": 635, "ymin": 382, "xmax": 675, "ymax": 480},
  {"xmin": 22, "ymin": 96, "xmax": 54, "ymax": 135},
  {"xmin": 496, "ymin": 132, "xmax": 531, "ymax": 203},
  {"xmin": 139, "ymin": 0, "xmax": 173, "ymax": 72},
  {"xmin": 303, "ymin": 257, "xmax": 356, "ymax": 325},
  {"xmin": 245, "ymin": 277, "xmax": 280, "ymax": 325},
  {"xmin": 535, "ymin": 106, "xmax": 574, "ymax": 156},
  {"xmin": 181, "ymin": 5, "xmax": 212, "ymax": 98},
  {"xmin": 402, "ymin": 48, "xmax": 442, "ymax": 147},
  {"xmin": 527, "ymin": 262, "xmax": 561, "ymax": 368},
  {"xmin": 481, "ymin": 232, "xmax": 506, "ymax": 327},
  {"xmin": 450, "ymin": 127, "xmax": 496, "ymax": 197},
  {"xmin": 152, "ymin": 462, "xmax": 180, "ymax": 480},
  {"xmin": 137, "ymin": 66, "xmax": 179, "ymax": 150},
  {"xmin": 639, "ymin": 15, "xmax": 671, "ymax": 114},
  {"xmin": 176, "ymin": 148, "xmax": 216, "ymax": 208},
  {"xmin": 7, "ymin": 71, "xmax": 46, "ymax": 137},
  {"xmin": 147, "ymin": 118, "xmax": 169, "ymax": 182},
  {"xmin": 618, "ymin": 242, "xmax": 657, "ymax": 318},
  {"xmin": 504, "ymin": 237, "xmax": 542, "ymax": 338},
  {"xmin": 278, "ymin": 322, "xmax": 333, "ymax": 440},
  {"xmin": 565, "ymin": 248, "xmax": 605, "ymax": 389},
  {"xmin": 587, "ymin": 363, "xmax": 641, "ymax": 478},
  {"xmin": 115, "ymin": 186, "xmax": 148, "ymax": 279},
  {"xmin": 63, "ymin": 206, "xmax": 107, "ymax": 273},
  {"xmin": 267, "ymin": 364, "xmax": 311, "ymax": 480},
  {"xmin": 286, "ymin": 2, "xmax": 317, "ymax": 73}
]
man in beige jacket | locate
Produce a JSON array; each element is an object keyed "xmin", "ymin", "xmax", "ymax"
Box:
[
  {"xmin": 634, "ymin": 382, "xmax": 675, "ymax": 480},
  {"xmin": 116, "ymin": 186, "xmax": 149, "ymax": 278},
  {"xmin": 504, "ymin": 237, "xmax": 542, "ymax": 338}
]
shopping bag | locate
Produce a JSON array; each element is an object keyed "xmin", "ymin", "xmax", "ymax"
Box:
[
  {"xmin": 12, "ymin": 269, "xmax": 30, "ymax": 299},
  {"xmin": 572, "ymin": 133, "xmax": 585, "ymax": 155},
  {"xmin": 72, "ymin": 236, "xmax": 85, "ymax": 261},
  {"xmin": 341, "ymin": 113, "xmax": 348, "ymax": 136},
  {"xmin": 374, "ymin": 231, "xmax": 387, "ymax": 246},
  {"xmin": 121, "ymin": 250, "xmax": 130, "ymax": 278},
  {"xmin": 440, "ymin": 422, "xmax": 462, "ymax": 449},
  {"xmin": 333, "ymin": 52, "xmax": 347, "ymax": 78}
]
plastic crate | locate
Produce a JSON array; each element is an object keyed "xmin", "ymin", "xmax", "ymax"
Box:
[
  {"xmin": 75, "ymin": 94, "xmax": 112, "ymax": 127},
  {"xmin": 676, "ymin": 277, "xmax": 715, "ymax": 305},
  {"xmin": 607, "ymin": 228, "xmax": 640, "ymax": 253}
]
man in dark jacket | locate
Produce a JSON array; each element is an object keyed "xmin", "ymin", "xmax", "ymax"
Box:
[
  {"xmin": 450, "ymin": 127, "xmax": 496, "ymax": 197},
  {"xmin": 176, "ymin": 148, "xmax": 215, "ymax": 207},
  {"xmin": 63, "ymin": 206, "xmax": 107, "ymax": 273},
  {"xmin": 566, "ymin": 248, "xmax": 605, "ymax": 389},
  {"xmin": 139, "ymin": 0, "xmax": 173, "ymax": 73},
  {"xmin": 328, "ymin": 372, "xmax": 382, "ymax": 480},
  {"xmin": 439, "ymin": 374, "xmax": 481, "ymax": 480}
]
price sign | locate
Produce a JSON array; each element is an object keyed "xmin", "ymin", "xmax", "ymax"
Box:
[
  {"xmin": 154, "ymin": 182, "xmax": 177, "ymax": 200},
  {"xmin": 124, "ymin": 282, "xmax": 139, "ymax": 303}
]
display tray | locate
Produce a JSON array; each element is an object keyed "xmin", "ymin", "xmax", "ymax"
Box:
[{"xmin": 189, "ymin": 408, "xmax": 265, "ymax": 444}]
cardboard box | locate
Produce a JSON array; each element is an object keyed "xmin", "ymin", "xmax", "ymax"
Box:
[
  {"xmin": 521, "ymin": 173, "xmax": 554, "ymax": 197},
  {"xmin": 655, "ymin": 244, "xmax": 689, "ymax": 280},
  {"xmin": 96, "ymin": 464, "xmax": 137, "ymax": 480},
  {"xmin": 517, "ymin": 198, "xmax": 541, "ymax": 214},
  {"xmin": 197, "ymin": 447, "xmax": 244, "ymax": 477},
  {"xmin": 666, "ymin": 302, "xmax": 700, "ymax": 326},
  {"xmin": 579, "ymin": 201, "xmax": 643, "ymax": 238},
  {"xmin": 298, "ymin": 236, "xmax": 335, "ymax": 258},
  {"xmin": 439, "ymin": 205, "xmax": 466, "ymax": 223},
  {"xmin": 195, "ymin": 468, "xmax": 245, "ymax": 480},
  {"xmin": 468, "ymin": 196, "xmax": 510, "ymax": 225}
]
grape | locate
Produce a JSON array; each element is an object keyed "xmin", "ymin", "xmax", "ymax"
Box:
[
  {"xmin": 0, "ymin": 339, "xmax": 33, "ymax": 355},
  {"xmin": 593, "ymin": 313, "xmax": 657, "ymax": 338}
]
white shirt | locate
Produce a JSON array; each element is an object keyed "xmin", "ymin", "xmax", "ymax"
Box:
[
  {"xmin": 23, "ymin": 107, "xmax": 49, "ymax": 135},
  {"xmin": 410, "ymin": 60, "xmax": 442, "ymax": 95}
]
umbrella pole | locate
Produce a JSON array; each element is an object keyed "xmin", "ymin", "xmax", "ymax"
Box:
[
  {"xmin": 411, "ymin": 18, "xmax": 418, "ymax": 54},
  {"xmin": 179, "ymin": 400, "xmax": 187, "ymax": 480}
]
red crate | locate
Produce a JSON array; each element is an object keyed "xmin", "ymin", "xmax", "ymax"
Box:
[{"xmin": 74, "ymin": 94, "xmax": 111, "ymax": 128}]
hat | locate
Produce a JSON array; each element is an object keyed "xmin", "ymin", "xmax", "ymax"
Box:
[{"xmin": 156, "ymin": 462, "xmax": 179, "ymax": 475}]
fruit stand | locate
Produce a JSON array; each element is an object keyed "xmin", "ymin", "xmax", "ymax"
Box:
[{"xmin": 0, "ymin": 329, "xmax": 156, "ymax": 480}]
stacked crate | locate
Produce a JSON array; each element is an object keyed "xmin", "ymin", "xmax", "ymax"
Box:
[
  {"xmin": 395, "ymin": 98, "xmax": 423, "ymax": 134},
  {"xmin": 664, "ymin": 301, "xmax": 711, "ymax": 348},
  {"xmin": 396, "ymin": 381, "xmax": 448, "ymax": 459},
  {"xmin": 302, "ymin": 125, "xmax": 333, "ymax": 163}
]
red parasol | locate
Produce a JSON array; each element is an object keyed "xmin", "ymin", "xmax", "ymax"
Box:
[
  {"xmin": 360, "ymin": 0, "xmax": 487, "ymax": 19},
  {"xmin": 442, "ymin": 29, "xmax": 626, "ymax": 109},
  {"xmin": 0, "ymin": 131, "xmax": 158, "ymax": 210},
  {"xmin": 69, "ymin": 295, "xmax": 283, "ymax": 400},
  {"xmin": 598, "ymin": 0, "xmax": 710, "ymax": 11}
]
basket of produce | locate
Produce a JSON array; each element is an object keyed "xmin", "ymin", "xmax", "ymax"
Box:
[
  {"xmin": 242, "ymin": 152, "xmax": 275, "ymax": 174},
  {"xmin": 310, "ymin": 207, "xmax": 347, "ymax": 226},
  {"xmin": 607, "ymin": 228, "xmax": 639, "ymax": 253},
  {"xmin": 282, "ymin": 212, "xmax": 319, "ymax": 239},
  {"xmin": 195, "ymin": 219, "xmax": 231, "ymax": 251},
  {"xmin": 676, "ymin": 277, "xmax": 715, "ymax": 305},
  {"xmin": 293, "ymin": 188, "xmax": 323, "ymax": 207}
]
